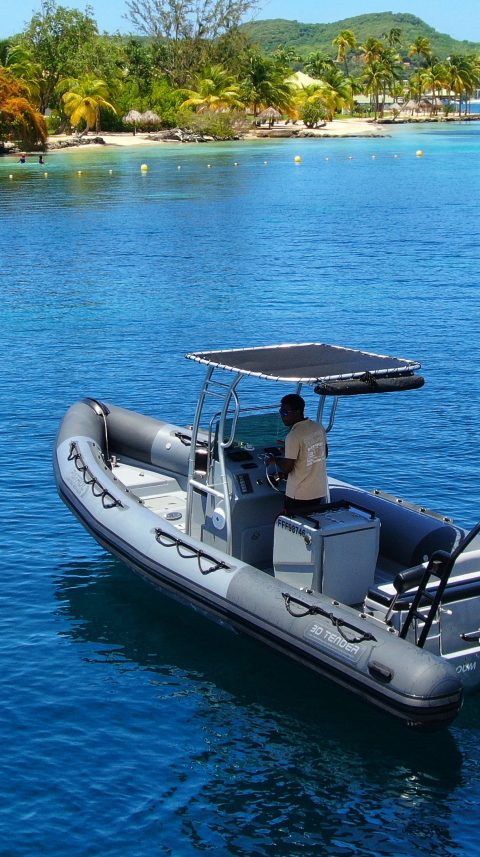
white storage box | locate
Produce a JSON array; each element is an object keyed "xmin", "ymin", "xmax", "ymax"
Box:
[{"xmin": 273, "ymin": 505, "xmax": 380, "ymax": 605}]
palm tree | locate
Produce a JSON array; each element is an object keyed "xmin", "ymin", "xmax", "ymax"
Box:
[
  {"xmin": 345, "ymin": 73, "xmax": 365, "ymax": 113},
  {"xmin": 0, "ymin": 67, "xmax": 47, "ymax": 147},
  {"xmin": 332, "ymin": 29, "xmax": 357, "ymax": 74},
  {"xmin": 239, "ymin": 54, "xmax": 294, "ymax": 117},
  {"xmin": 271, "ymin": 45, "xmax": 300, "ymax": 72},
  {"xmin": 319, "ymin": 66, "xmax": 353, "ymax": 112},
  {"xmin": 407, "ymin": 70, "xmax": 424, "ymax": 107},
  {"xmin": 445, "ymin": 55, "xmax": 479, "ymax": 115},
  {"xmin": 179, "ymin": 64, "xmax": 242, "ymax": 112},
  {"xmin": 304, "ymin": 52, "xmax": 335, "ymax": 79},
  {"xmin": 359, "ymin": 39, "xmax": 403, "ymax": 115},
  {"xmin": 382, "ymin": 27, "xmax": 403, "ymax": 49},
  {"xmin": 58, "ymin": 76, "xmax": 116, "ymax": 133},
  {"xmin": 5, "ymin": 45, "xmax": 42, "ymax": 106},
  {"xmin": 389, "ymin": 80, "xmax": 405, "ymax": 107},
  {"xmin": 362, "ymin": 59, "xmax": 393, "ymax": 119},
  {"xmin": 408, "ymin": 37, "xmax": 432, "ymax": 67},
  {"xmin": 419, "ymin": 63, "xmax": 448, "ymax": 113},
  {"xmin": 313, "ymin": 85, "xmax": 341, "ymax": 121},
  {"xmin": 299, "ymin": 79, "xmax": 348, "ymax": 121},
  {"xmin": 360, "ymin": 37, "xmax": 384, "ymax": 65},
  {"xmin": 380, "ymin": 47, "xmax": 403, "ymax": 110}
]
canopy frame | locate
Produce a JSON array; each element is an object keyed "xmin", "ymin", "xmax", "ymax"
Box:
[
  {"xmin": 184, "ymin": 343, "xmax": 424, "ymax": 551},
  {"xmin": 186, "ymin": 342, "xmax": 422, "ymax": 387}
]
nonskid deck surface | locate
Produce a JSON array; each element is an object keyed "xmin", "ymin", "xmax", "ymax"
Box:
[
  {"xmin": 112, "ymin": 461, "xmax": 478, "ymax": 594},
  {"xmin": 113, "ymin": 460, "xmax": 396, "ymax": 586},
  {"xmin": 114, "ymin": 462, "xmax": 187, "ymax": 530}
]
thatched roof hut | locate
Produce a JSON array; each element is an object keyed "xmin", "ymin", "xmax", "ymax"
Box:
[
  {"xmin": 123, "ymin": 110, "xmax": 143, "ymax": 124},
  {"xmin": 123, "ymin": 109, "xmax": 161, "ymax": 134},
  {"xmin": 399, "ymin": 99, "xmax": 434, "ymax": 114},
  {"xmin": 257, "ymin": 107, "xmax": 282, "ymax": 122},
  {"xmin": 141, "ymin": 110, "xmax": 161, "ymax": 124}
]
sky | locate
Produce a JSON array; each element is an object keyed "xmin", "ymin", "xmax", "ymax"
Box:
[{"xmin": 1, "ymin": 0, "xmax": 479, "ymax": 42}]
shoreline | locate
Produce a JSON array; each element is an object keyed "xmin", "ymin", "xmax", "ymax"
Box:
[
  {"xmin": 46, "ymin": 113, "xmax": 479, "ymax": 150},
  {"xmin": 2, "ymin": 113, "xmax": 478, "ymax": 155},
  {"xmin": 44, "ymin": 118, "xmax": 387, "ymax": 150}
]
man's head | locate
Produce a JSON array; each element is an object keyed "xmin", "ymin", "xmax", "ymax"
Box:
[{"xmin": 279, "ymin": 394, "xmax": 305, "ymax": 427}]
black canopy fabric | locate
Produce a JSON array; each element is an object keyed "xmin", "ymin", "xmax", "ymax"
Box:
[{"xmin": 186, "ymin": 343, "xmax": 421, "ymax": 385}]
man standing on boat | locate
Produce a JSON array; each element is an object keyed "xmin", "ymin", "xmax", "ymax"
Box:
[{"xmin": 271, "ymin": 394, "xmax": 328, "ymax": 515}]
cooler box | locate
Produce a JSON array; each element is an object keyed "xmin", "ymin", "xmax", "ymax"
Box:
[{"xmin": 273, "ymin": 505, "xmax": 380, "ymax": 605}]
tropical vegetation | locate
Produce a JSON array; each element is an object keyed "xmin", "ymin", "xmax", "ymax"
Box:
[
  {"xmin": 0, "ymin": 67, "xmax": 47, "ymax": 148},
  {"xmin": 57, "ymin": 76, "xmax": 117, "ymax": 133},
  {"xmin": 243, "ymin": 13, "xmax": 480, "ymax": 60},
  {"xmin": 0, "ymin": 1, "xmax": 479, "ymax": 149}
]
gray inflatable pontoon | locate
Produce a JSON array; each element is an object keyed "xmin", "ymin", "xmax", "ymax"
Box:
[{"xmin": 54, "ymin": 344, "xmax": 480, "ymax": 730}]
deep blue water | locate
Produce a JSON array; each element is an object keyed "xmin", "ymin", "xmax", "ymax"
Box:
[{"xmin": 1, "ymin": 121, "xmax": 480, "ymax": 856}]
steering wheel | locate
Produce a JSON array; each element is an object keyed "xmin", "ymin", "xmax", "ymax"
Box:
[{"xmin": 265, "ymin": 456, "xmax": 284, "ymax": 492}]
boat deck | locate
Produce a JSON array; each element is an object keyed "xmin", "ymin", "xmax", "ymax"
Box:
[
  {"xmin": 115, "ymin": 462, "xmax": 187, "ymax": 531},
  {"xmin": 113, "ymin": 461, "xmax": 399, "ymax": 586}
]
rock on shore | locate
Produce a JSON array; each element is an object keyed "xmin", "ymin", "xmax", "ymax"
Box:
[{"xmin": 47, "ymin": 135, "xmax": 106, "ymax": 150}]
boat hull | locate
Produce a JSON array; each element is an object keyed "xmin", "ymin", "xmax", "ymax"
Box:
[{"xmin": 54, "ymin": 400, "xmax": 464, "ymax": 731}]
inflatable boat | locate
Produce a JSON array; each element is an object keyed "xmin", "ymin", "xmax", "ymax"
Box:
[{"xmin": 54, "ymin": 343, "xmax": 480, "ymax": 730}]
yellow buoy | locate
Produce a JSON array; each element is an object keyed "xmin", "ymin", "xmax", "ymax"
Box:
[
  {"xmin": 77, "ymin": 170, "xmax": 82, "ymax": 175},
  {"xmin": 109, "ymin": 169, "xmax": 113, "ymax": 174},
  {"xmin": 416, "ymin": 149, "xmax": 424, "ymax": 157},
  {"xmin": 140, "ymin": 163, "xmax": 148, "ymax": 172},
  {"xmin": 294, "ymin": 155, "xmax": 302, "ymax": 164},
  {"xmin": 44, "ymin": 172, "xmax": 48, "ymax": 177},
  {"xmin": 9, "ymin": 174, "xmax": 13, "ymax": 179}
]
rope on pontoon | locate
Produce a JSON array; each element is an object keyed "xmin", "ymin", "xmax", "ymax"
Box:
[
  {"xmin": 174, "ymin": 431, "xmax": 209, "ymax": 448},
  {"xmin": 282, "ymin": 592, "xmax": 376, "ymax": 644},
  {"xmin": 68, "ymin": 441, "xmax": 124, "ymax": 509},
  {"xmin": 154, "ymin": 528, "xmax": 230, "ymax": 575}
]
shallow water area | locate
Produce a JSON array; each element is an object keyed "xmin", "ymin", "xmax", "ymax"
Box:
[{"xmin": 1, "ymin": 122, "xmax": 480, "ymax": 855}]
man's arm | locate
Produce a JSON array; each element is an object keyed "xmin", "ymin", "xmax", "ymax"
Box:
[
  {"xmin": 277, "ymin": 456, "xmax": 296, "ymax": 474},
  {"xmin": 267, "ymin": 454, "xmax": 296, "ymax": 475}
]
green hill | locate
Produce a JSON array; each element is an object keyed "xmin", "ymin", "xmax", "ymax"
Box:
[{"xmin": 243, "ymin": 12, "xmax": 480, "ymax": 59}]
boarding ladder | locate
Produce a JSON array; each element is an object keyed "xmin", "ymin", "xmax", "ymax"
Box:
[
  {"xmin": 184, "ymin": 367, "xmax": 241, "ymax": 555},
  {"xmin": 399, "ymin": 520, "xmax": 480, "ymax": 647}
]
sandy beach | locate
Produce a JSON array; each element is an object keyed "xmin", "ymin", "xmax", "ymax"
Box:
[
  {"xmin": 45, "ymin": 113, "xmax": 478, "ymax": 151},
  {"xmin": 245, "ymin": 118, "xmax": 385, "ymax": 138},
  {"xmin": 47, "ymin": 118, "xmax": 386, "ymax": 150}
]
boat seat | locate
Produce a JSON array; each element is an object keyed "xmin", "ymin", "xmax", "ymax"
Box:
[
  {"xmin": 329, "ymin": 484, "xmax": 464, "ymax": 569},
  {"xmin": 366, "ymin": 550, "xmax": 480, "ymax": 625},
  {"xmin": 366, "ymin": 577, "xmax": 420, "ymax": 612}
]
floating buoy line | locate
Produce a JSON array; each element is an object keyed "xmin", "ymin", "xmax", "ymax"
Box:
[{"xmin": 3, "ymin": 150, "xmax": 429, "ymax": 183}]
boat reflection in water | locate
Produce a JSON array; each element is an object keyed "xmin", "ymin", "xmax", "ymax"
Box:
[{"xmin": 55, "ymin": 554, "xmax": 465, "ymax": 788}]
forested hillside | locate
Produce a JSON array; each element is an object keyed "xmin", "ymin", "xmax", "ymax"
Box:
[
  {"xmin": 2, "ymin": 0, "xmax": 479, "ymax": 150},
  {"xmin": 243, "ymin": 12, "xmax": 480, "ymax": 59}
]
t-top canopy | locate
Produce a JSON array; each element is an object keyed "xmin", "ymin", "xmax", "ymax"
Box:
[{"xmin": 186, "ymin": 343, "xmax": 423, "ymax": 393}]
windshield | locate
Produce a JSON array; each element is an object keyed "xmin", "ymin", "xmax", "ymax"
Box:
[{"xmin": 221, "ymin": 411, "xmax": 288, "ymax": 450}]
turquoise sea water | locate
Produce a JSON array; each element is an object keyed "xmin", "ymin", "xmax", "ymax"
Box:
[{"xmin": 1, "ymin": 122, "xmax": 480, "ymax": 856}]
